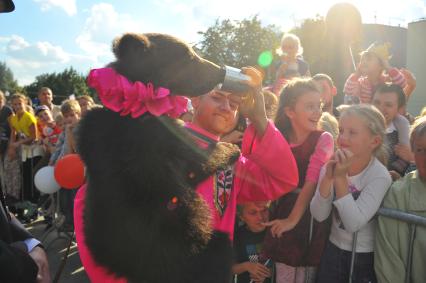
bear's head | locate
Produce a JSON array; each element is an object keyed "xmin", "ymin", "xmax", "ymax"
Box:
[
  {"xmin": 77, "ymin": 33, "xmax": 238, "ymax": 283},
  {"xmin": 109, "ymin": 32, "xmax": 225, "ymax": 97}
]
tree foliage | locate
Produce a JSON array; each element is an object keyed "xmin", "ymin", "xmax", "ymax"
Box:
[
  {"xmin": 197, "ymin": 15, "xmax": 282, "ymax": 70},
  {"xmin": 0, "ymin": 62, "xmax": 20, "ymax": 94},
  {"xmin": 24, "ymin": 67, "xmax": 92, "ymax": 104}
]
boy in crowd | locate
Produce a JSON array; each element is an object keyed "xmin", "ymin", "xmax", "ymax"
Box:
[
  {"xmin": 233, "ymin": 201, "xmax": 273, "ymax": 283},
  {"xmin": 49, "ymin": 99, "xmax": 81, "ymax": 230},
  {"xmin": 77, "ymin": 95, "xmax": 95, "ymax": 116},
  {"xmin": 372, "ymin": 84, "xmax": 410, "ymax": 179},
  {"xmin": 313, "ymin": 74, "xmax": 337, "ymax": 116}
]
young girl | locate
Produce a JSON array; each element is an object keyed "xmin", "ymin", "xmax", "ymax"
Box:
[
  {"xmin": 310, "ymin": 104, "xmax": 392, "ymax": 283},
  {"xmin": 35, "ymin": 105, "xmax": 62, "ymax": 152},
  {"xmin": 343, "ymin": 42, "xmax": 410, "ymax": 153},
  {"xmin": 5, "ymin": 94, "xmax": 40, "ymax": 220},
  {"xmin": 263, "ymin": 78, "xmax": 334, "ymax": 283},
  {"xmin": 271, "ymin": 33, "xmax": 310, "ymax": 95}
]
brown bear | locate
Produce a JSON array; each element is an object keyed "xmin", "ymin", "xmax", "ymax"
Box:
[{"xmin": 75, "ymin": 33, "xmax": 239, "ymax": 283}]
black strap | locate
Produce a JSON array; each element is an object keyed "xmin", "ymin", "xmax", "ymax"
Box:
[{"xmin": 185, "ymin": 127, "xmax": 218, "ymax": 147}]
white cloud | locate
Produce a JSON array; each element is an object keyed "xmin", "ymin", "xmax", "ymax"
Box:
[
  {"xmin": 0, "ymin": 35, "xmax": 95, "ymax": 85},
  {"xmin": 33, "ymin": 0, "xmax": 77, "ymax": 16},
  {"xmin": 6, "ymin": 35, "xmax": 69, "ymax": 63},
  {"xmin": 76, "ymin": 3, "xmax": 144, "ymax": 61}
]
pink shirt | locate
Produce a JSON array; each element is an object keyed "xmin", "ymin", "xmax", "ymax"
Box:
[
  {"xmin": 290, "ymin": 131, "xmax": 334, "ymax": 184},
  {"xmin": 74, "ymin": 121, "xmax": 299, "ymax": 282},
  {"xmin": 190, "ymin": 121, "xmax": 299, "ymax": 239}
]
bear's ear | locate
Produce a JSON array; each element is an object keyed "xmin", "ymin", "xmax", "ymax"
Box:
[{"xmin": 112, "ymin": 33, "xmax": 151, "ymax": 62}]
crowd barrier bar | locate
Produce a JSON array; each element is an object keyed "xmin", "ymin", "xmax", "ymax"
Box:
[{"xmin": 348, "ymin": 207, "xmax": 426, "ymax": 283}]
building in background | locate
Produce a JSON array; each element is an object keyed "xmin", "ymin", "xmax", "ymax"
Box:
[
  {"xmin": 406, "ymin": 19, "xmax": 426, "ymax": 116},
  {"xmin": 362, "ymin": 24, "xmax": 407, "ymax": 68},
  {"xmin": 360, "ymin": 21, "xmax": 425, "ymax": 116}
]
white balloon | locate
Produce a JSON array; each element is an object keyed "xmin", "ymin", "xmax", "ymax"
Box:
[{"xmin": 34, "ymin": 166, "xmax": 60, "ymax": 194}]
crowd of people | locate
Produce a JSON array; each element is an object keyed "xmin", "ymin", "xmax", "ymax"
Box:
[
  {"xmin": 0, "ymin": 31, "xmax": 425, "ymax": 283},
  {"xmin": 215, "ymin": 34, "xmax": 425, "ymax": 283}
]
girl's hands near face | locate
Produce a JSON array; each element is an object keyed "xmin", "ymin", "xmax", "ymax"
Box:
[{"xmin": 333, "ymin": 149, "xmax": 354, "ymax": 177}]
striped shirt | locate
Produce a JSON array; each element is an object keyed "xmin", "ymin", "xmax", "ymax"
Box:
[{"xmin": 343, "ymin": 68, "xmax": 406, "ymax": 103}]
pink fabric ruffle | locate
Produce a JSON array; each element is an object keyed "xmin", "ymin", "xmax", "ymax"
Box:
[{"xmin": 87, "ymin": 68, "xmax": 188, "ymax": 118}]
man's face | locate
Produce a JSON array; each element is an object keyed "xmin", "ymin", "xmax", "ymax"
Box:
[
  {"xmin": 191, "ymin": 90, "xmax": 241, "ymax": 136},
  {"xmin": 38, "ymin": 90, "xmax": 53, "ymax": 105}
]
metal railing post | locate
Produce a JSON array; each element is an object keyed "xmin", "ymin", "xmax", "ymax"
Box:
[{"xmin": 348, "ymin": 232, "xmax": 358, "ymax": 283}]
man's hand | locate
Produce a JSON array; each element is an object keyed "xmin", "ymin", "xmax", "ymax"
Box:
[
  {"xmin": 221, "ymin": 130, "xmax": 243, "ymax": 144},
  {"xmin": 239, "ymin": 67, "xmax": 267, "ymax": 136},
  {"xmin": 29, "ymin": 246, "xmax": 51, "ymax": 283}
]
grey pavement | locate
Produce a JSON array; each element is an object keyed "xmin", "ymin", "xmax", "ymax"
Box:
[{"xmin": 26, "ymin": 218, "xmax": 90, "ymax": 283}]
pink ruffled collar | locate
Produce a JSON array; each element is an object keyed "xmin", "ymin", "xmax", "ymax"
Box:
[{"xmin": 87, "ymin": 68, "xmax": 188, "ymax": 118}]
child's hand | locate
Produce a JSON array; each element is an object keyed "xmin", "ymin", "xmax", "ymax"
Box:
[
  {"xmin": 389, "ymin": 170, "xmax": 402, "ymax": 181},
  {"xmin": 395, "ymin": 144, "xmax": 414, "ymax": 163},
  {"xmin": 262, "ymin": 218, "xmax": 296, "ymax": 238},
  {"xmin": 324, "ymin": 158, "xmax": 337, "ymax": 180},
  {"xmin": 382, "ymin": 59, "xmax": 391, "ymax": 71},
  {"xmin": 244, "ymin": 262, "xmax": 271, "ymax": 282},
  {"xmin": 333, "ymin": 149, "xmax": 353, "ymax": 177}
]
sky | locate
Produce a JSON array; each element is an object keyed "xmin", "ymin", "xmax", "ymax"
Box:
[{"xmin": 1, "ymin": 0, "xmax": 425, "ymax": 86}]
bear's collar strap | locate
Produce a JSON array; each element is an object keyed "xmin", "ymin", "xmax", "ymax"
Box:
[{"xmin": 87, "ymin": 67, "xmax": 188, "ymax": 118}]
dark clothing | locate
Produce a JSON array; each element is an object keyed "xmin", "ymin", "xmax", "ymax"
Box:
[
  {"xmin": 0, "ymin": 189, "xmax": 38, "ymax": 283},
  {"xmin": 386, "ymin": 130, "xmax": 409, "ymax": 176},
  {"xmin": 22, "ymin": 156, "xmax": 41, "ymax": 203},
  {"xmin": 263, "ymin": 131, "xmax": 330, "ymax": 266},
  {"xmin": 316, "ymin": 241, "xmax": 377, "ymax": 283},
  {"xmin": 234, "ymin": 225, "xmax": 272, "ymax": 283},
  {"xmin": 0, "ymin": 106, "xmax": 13, "ymax": 156}
]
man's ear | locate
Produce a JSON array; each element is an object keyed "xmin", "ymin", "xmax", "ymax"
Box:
[{"xmin": 332, "ymin": 86, "xmax": 337, "ymax": 96}]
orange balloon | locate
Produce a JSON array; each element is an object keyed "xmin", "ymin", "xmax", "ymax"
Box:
[{"xmin": 54, "ymin": 154, "xmax": 85, "ymax": 189}]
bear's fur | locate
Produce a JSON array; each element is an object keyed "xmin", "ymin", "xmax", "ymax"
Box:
[{"xmin": 77, "ymin": 33, "xmax": 240, "ymax": 283}]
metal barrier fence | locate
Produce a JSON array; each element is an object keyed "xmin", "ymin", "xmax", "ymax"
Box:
[{"xmin": 349, "ymin": 207, "xmax": 426, "ymax": 283}]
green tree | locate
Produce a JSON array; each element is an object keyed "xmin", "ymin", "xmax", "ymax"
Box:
[
  {"xmin": 0, "ymin": 62, "xmax": 20, "ymax": 93},
  {"xmin": 197, "ymin": 15, "xmax": 282, "ymax": 81},
  {"xmin": 24, "ymin": 67, "xmax": 92, "ymax": 104},
  {"xmin": 290, "ymin": 15, "xmax": 326, "ymax": 75}
]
